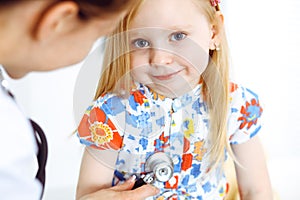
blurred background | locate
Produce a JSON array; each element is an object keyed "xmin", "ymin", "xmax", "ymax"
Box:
[{"xmin": 5, "ymin": 0, "xmax": 299, "ymax": 199}]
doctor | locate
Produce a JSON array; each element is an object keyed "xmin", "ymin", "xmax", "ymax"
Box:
[{"xmin": 0, "ymin": 0, "xmax": 158, "ymax": 199}]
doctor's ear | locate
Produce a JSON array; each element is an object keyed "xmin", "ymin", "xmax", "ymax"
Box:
[{"xmin": 35, "ymin": 1, "xmax": 81, "ymax": 41}]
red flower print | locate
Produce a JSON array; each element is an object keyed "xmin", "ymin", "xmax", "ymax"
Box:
[
  {"xmin": 132, "ymin": 90, "xmax": 146, "ymax": 105},
  {"xmin": 230, "ymin": 82, "xmax": 238, "ymax": 93},
  {"xmin": 238, "ymin": 98, "xmax": 263, "ymax": 130},
  {"xmin": 78, "ymin": 107, "xmax": 122, "ymax": 150},
  {"xmin": 181, "ymin": 153, "xmax": 193, "ymax": 171},
  {"xmin": 183, "ymin": 137, "xmax": 190, "ymax": 153},
  {"xmin": 154, "ymin": 132, "xmax": 170, "ymax": 152},
  {"xmin": 165, "ymin": 175, "xmax": 179, "ymax": 189}
]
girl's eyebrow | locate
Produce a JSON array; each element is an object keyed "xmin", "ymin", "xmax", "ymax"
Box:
[
  {"xmin": 129, "ymin": 24, "xmax": 193, "ymax": 34},
  {"xmin": 129, "ymin": 31, "xmax": 148, "ymax": 38},
  {"xmin": 167, "ymin": 24, "xmax": 193, "ymax": 31}
]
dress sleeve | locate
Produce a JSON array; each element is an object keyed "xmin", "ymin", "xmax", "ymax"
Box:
[
  {"xmin": 77, "ymin": 94, "xmax": 125, "ymax": 150},
  {"xmin": 228, "ymin": 83, "xmax": 264, "ymax": 145}
]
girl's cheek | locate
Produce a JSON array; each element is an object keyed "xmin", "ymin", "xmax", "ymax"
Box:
[{"xmin": 131, "ymin": 54, "xmax": 149, "ymax": 69}]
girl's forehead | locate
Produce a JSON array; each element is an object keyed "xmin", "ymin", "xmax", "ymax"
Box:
[{"xmin": 130, "ymin": 0, "xmax": 207, "ymax": 29}]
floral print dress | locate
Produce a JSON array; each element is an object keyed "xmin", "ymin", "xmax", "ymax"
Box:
[{"xmin": 77, "ymin": 82, "xmax": 263, "ymax": 200}]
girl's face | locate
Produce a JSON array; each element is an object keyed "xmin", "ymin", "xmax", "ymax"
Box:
[{"xmin": 129, "ymin": 0, "xmax": 214, "ymax": 98}]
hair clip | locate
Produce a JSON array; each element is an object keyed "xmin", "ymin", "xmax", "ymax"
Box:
[{"xmin": 210, "ymin": 0, "xmax": 220, "ymax": 7}]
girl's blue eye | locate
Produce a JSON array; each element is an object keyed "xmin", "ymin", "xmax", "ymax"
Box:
[
  {"xmin": 170, "ymin": 32, "xmax": 187, "ymax": 41},
  {"xmin": 133, "ymin": 39, "xmax": 150, "ymax": 48}
]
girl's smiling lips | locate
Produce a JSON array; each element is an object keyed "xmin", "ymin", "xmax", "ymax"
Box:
[{"xmin": 152, "ymin": 69, "xmax": 183, "ymax": 80}]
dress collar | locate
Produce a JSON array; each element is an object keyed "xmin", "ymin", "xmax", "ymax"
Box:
[{"xmin": 134, "ymin": 82, "xmax": 203, "ymax": 111}]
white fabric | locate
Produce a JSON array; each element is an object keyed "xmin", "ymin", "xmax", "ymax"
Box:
[{"xmin": 0, "ymin": 82, "xmax": 42, "ymax": 199}]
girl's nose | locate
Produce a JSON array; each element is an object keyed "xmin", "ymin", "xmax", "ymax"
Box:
[{"xmin": 150, "ymin": 49, "xmax": 174, "ymax": 65}]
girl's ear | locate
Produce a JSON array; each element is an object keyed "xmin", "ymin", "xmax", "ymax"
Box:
[
  {"xmin": 35, "ymin": 1, "xmax": 80, "ymax": 41},
  {"xmin": 209, "ymin": 11, "xmax": 224, "ymax": 50}
]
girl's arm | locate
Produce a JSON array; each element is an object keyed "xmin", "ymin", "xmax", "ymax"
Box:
[
  {"xmin": 76, "ymin": 149, "xmax": 115, "ymax": 199},
  {"xmin": 76, "ymin": 149, "xmax": 159, "ymax": 200},
  {"xmin": 231, "ymin": 136, "xmax": 273, "ymax": 200}
]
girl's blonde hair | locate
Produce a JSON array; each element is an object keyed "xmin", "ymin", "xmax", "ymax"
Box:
[{"xmin": 95, "ymin": 0, "xmax": 234, "ymax": 175}]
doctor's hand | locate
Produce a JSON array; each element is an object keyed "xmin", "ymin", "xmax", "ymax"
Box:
[{"xmin": 79, "ymin": 176, "xmax": 159, "ymax": 200}]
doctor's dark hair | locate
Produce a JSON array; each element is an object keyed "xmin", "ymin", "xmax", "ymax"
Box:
[
  {"xmin": 73, "ymin": 0, "xmax": 136, "ymax": 19},
  {"xmin": 0, "ymin": 0, "xmax": 135, "ymax": 19}
]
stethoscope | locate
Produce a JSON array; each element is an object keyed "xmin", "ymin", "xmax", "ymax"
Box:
[{"xmin": 132, "ymin": 152, "xmax": 174, "ymax": 189}]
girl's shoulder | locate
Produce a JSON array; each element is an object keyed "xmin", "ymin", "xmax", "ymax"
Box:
[
  {"xmin": 91, "ymin": 86, "xmax": 149, "ymax": 112},
  {"xmin": 229, "ymin": 82, "xmax": 261, "ymax": 107},
  {"xmin": 228, "ymin": 82, "xmax": 263, "ymax": 144},
  {"xmin": 77, "ymin": 92, "xmax": 127, "ymax": 151},
  {"xmin": 94, "ymin": 92, "xmax": 122, "ymax": 106}
]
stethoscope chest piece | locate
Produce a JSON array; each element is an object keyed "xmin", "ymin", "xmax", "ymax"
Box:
[
  {"xmin": 131, "ymin": 152, "xmax": 174, "ymax": 189},
  {"xmin": 145, "ymin": 152, "xmax": 174, "ymax": 182}
]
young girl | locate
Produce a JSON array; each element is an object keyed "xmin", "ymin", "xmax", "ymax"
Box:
[{"xmin": 76, "ymin": 0, "xmax": 273, "ymax": 199}]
